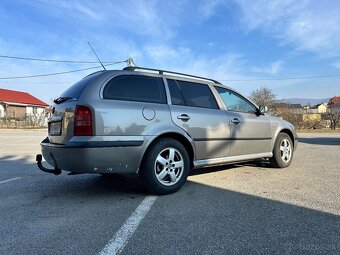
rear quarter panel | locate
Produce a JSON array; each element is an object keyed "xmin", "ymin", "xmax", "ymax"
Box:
[
  {"xmin": 78, "ymin": 71, "xmax": 196, "ymax": 169},
  {"xmin": 79, "ymin": 71, "xmax": 177, "ymax": 137}
]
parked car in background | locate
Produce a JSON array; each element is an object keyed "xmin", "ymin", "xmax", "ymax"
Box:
[{"xmin": 36, "ymin": 66, "xmax": 298, "ymax": 195}]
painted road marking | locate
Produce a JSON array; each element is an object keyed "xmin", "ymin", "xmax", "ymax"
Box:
[
  {"xmin": 98, "ymin": 195, "xmax": 158, "ymax": 255},
  {"xmin": 0, "ymin": 177, "xmax": 22, "ymax": 185}
]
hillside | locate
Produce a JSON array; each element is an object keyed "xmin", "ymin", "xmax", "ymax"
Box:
[{"xmin": 280, "ymin": 98, "xmax": 330, "ymax": 106}]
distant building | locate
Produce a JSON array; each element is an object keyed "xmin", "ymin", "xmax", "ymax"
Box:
[
  {"xmin": 302, "ymin": 113, "xmax": 321, "ymax": 122},
  {"xmin": 316, "ymin": 103, "xmax": 328, "ymax": 113},
  {"xmin": 273, "ymin": 103, "xmax": 304, "ymax": 114},
  {"xmin": 328, "ymin": 96, "xmax": 340, "ymax": 114},
  {"xmin": 0, "ymin": 88, "xmax": 48, "ymax": 120}
]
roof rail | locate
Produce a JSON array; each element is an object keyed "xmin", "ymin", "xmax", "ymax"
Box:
[{"xmin": 123, "ymin": 66, "xmax": 221, "ymax": 84}]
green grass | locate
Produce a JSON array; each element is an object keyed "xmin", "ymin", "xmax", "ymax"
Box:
[{"xmin": 297, "ymin": 128, "xmax": 340, "ymax": 133}]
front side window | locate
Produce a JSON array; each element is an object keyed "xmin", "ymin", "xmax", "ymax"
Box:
[
  {"xmin": 215, "ymin": 86, "xmax": 257, "ymax": 113},
  {"xmin": 168, "ymin": 79, "xmax": 218, "ymax": 109},
  {"xmin": 103, "ymin": 75, "xmax": 166, "ymax": 104}
]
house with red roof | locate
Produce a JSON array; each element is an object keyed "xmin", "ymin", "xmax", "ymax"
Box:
[
  {"xmin": 0, "ymin": 88, "xmax": 49, "ymax": 120},
  {"xmin": 328, "ymin": 96, "xmax": 340, "ymax": 114}
]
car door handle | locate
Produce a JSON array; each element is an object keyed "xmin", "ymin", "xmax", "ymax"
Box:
[
  {"xmin": 231, "ymin": 118, "xmax": 240, "ymax": 125},
  {"xmin": 177, "ymin": 114, "xmax": 190, "ymax": 121}
]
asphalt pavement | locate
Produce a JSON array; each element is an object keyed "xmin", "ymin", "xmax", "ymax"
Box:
[{"xmin": 0, "ymin": 129, "xmax": 339, "ymax": 255}]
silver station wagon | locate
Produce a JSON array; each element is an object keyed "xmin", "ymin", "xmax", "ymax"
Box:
[{"xmin": 36, "ymin": 66, "xmax": 298, "ymax": 195}]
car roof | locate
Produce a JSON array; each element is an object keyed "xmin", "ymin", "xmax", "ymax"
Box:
[{"xmin": 85, "ymin": 68, "xmax": 259, "ymax": 107}]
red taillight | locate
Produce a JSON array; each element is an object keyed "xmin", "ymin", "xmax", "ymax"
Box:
[{"xmin": 74, "ymin": 105, "xmax": 93, "ymax": 136}]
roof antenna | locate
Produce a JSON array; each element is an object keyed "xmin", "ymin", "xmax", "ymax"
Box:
[{"xmin": 88, "ymin": 42, "xmax": 106, "ymax": 70}]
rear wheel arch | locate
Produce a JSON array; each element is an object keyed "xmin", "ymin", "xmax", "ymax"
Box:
[
  {"xmin": 139, "ymin": 135, "xmax": 192, "ymax": 194},
  {"xmin": 142, "ymin": 132, "xmax": 195, "ymax": 169}
]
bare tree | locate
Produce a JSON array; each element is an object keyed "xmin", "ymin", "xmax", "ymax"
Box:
[
  {"xmin": 249, "ymin": 86, "xmax": 279, "ymax": 116},
  {"xmin": 327, "ymin": 98, "xmax": 340, "ymax": 130},
  {"xmin": 327, "ymin": 112, "xmax": 340, "ymax": 130},
  {"xmin": 249, "ymin": 86, "xmax": 276, "ymax": 107}
]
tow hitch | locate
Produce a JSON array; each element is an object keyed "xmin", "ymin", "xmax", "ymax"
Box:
[{"xmin": 36, "ymin": 154, "xmax": 61, "ymax": 175}]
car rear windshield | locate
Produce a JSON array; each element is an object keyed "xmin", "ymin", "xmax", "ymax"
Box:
[{"xmin": 59, "ymin": 72, "xmax": 101, "ymax": 99}]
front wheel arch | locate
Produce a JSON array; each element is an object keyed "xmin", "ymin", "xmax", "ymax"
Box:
[
  {"xmin": 272, "ymin": 128, "xmax": 295, "ymax": 152},
  {"xmin": 270, "ymin": 132, "xmax": 294, "ymax": 168}
]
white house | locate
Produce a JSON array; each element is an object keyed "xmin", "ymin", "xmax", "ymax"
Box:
[{"xmin": 0, "ymin": 88, "xmax": 48, "ymax": 119}]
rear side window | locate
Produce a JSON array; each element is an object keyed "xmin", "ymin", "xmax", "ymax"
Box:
[
  {"xmin": 103, "ymin": 75, "xmax": 166, "ymax": 104},
  {"xmin": 167, "ymin": 79, "xmax": 185, "ymax": 105},
  {"xmin": 168, "ymin": 79, "xmax": 218, "ymax": 109}
]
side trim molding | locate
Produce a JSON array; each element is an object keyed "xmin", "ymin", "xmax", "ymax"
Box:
[
  {"xmin": 193, "ymin": 152, "xmax": 273, "ymax": 168},
  {"xmin": 194, "ymin": 137, "xmax": 272, "ymax": 142}
]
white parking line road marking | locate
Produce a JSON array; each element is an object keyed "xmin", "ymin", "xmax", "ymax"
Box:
[
  {"xmin": 98, "ymin": 195, "xmax": 158, "ymax": 255},
  {"xmin": 0, "ymin": 177, "xmax": 22, "ymax": 185}
]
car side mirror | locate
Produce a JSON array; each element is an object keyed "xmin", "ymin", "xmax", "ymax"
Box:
[{"xmin": 258, "ymin": 106, "xmax": 268, "ymax": 115}]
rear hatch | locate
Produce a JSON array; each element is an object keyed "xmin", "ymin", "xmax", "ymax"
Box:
[{"xmin": 48, "ymin": 74, "xmax": 99, "ymax": 144}]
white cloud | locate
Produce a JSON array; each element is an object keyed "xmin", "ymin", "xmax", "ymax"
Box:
[
  {"xmin": 333, "ymin": 61, "xmax": 340, "ymax": 69},
  {"xmin": 41, "ymin": 0, "xmax": 179, "ymax": 39},
  {"xmin": 144, "ymin": 45, "xmax": 191, "ymax": 62},
  {"xmin": 53, "ymin": 1, "xmax": 104, "ymax": 21},
  {"xmin": 198, "ymin": 0, "xmax": 226, "ymax": 18},
  {"xmin": 237, "ymin": 0, "xmax": 306, "ymax": 30},
  {"xmin": 252, "ymin": 60, "xmax": 283, "ymax": 75},
  {"xmin": 142, "ymin": 44, "xmax": 249, "ymax": 91},
  {"xmin": 235, "ymin": 0, "xmax": 340, "ymax": 58}
]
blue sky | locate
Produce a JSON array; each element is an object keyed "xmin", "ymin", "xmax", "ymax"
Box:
[{"xmin": 0, "ymin": 0, "xmax": 340, "ymax": 104}]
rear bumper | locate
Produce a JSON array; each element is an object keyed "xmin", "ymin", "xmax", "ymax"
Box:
[{"xmin": 40, "ymin": 137, "xmax": 146, "ymax": 174}]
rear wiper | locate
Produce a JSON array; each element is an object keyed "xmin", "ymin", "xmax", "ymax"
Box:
[{"xmin": 53, "ymin": 97, "xmax": 74, "ymax": 104}]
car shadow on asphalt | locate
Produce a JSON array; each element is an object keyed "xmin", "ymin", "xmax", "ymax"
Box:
[
  {"xmin": 0, "ymin": 156, "xmax": 273, "ymax": 197},
  {"xmin": 299, "ymin": 137, "xmax": 340, "ymax": 146},
  {"xmin": 130, "ymin": 180, "xmax": 340, "ymax": 255},
  {"xmin": 0, "ymin": 155, "xmax": 339, "ymax": 255}
]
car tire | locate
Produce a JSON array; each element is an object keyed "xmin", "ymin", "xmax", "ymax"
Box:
[
  {"xmin": 270, "ymin": 133, "xmax": 294, "ymax": 168},
  {"xmin": 140, "ymin": 138, "xmax": 190, "ymax": 195}
]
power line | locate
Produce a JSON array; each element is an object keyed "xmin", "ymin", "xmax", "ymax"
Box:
[
  {"xmin": 0, "ymin": 60, "xmax": 337, "ymax": 82},
  {"xmin": 0, "ymin": 61, "xmax": 127, "ymax": 80},
  {"xmin": 0, "ymin": 54, "xmax": 122, "ymax": 64},
  {"xmin": 220, "ymin": 74, "xmax": 339, "ymax": 82}
]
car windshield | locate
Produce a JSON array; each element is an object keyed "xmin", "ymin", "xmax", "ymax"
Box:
[{"xmin": 59, "ymin": 72, "xmax": 102, "ymax": 99}]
